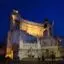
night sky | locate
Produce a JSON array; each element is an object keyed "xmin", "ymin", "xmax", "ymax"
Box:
[{"xmin": 0, "ymin": 0, "xmax": 64, "ymax": 43}]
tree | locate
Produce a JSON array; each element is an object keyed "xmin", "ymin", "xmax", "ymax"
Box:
[
  {"xmin": 46, "ymin": 49, "xmax": 49, "ymax": 58},
  {"xmin": 50, "ymin": 51, "xmax": 55, "ymax": 62},
  {"xmin": 42, "ymin": 55, "xmax": 45, "ymax": 61}
]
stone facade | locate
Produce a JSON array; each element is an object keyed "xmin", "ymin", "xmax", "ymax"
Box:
[{"xmin": 6, "ymin": 10, "xmax": 61, "ymax": 60}]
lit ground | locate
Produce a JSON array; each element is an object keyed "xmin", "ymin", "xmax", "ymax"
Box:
[
  {"xmin": 13, "ymin": 58, "xmax": 64, "ymax": 64},
  {"xmin": 0, "ymin": 57, "xmax": 64, "ymax": 64},
  {"xmin": 14, "ymin": 60, "xmax": 64, "ymax": 64}
]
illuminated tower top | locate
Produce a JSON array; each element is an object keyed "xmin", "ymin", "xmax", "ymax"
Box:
[
  {"xmin": 10, "ymin": 10, "xmax": 20, "ymax": 31},
  {"xmin": 10, "ymin": 10, "xmax": 54, "ymax": 37}
]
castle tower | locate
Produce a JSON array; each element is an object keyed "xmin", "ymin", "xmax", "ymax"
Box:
[
  {"xmin": 7, "ymin": 10, "xmax": 21, "ymax": 59},
  {"xmin": 5, "ymin": 31, "xmax": 13, "ymax": 59},
  {"xmin": 43, "ymin": 18, "xmax": 53, "ymax": 37},
  {"xmin": 10, "ymin": 10, "xmax": 20, "ymax": 31},
  {"xmin": 7, "ymin": 10, "xmax": 62, "ymax": 60}
]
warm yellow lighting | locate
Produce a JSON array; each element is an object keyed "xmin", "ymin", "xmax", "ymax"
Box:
[
  {"xmin": 5, "ymin": 48, "xmax": 13, "ymax": 59},
  {"xmin": 12, "ymin": 14, "xmax": 17, "ymax": 21},
  {"xmin": 5, "ymin": 32, "xmax": 13, "ymax": 59},
  {"xmin": 20, "ymin": 20, "xmax": 46, "ymax": 37}
]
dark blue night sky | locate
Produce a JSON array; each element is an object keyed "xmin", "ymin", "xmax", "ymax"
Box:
[{"xmin": 0, "ymin": 0, "xmax": 64, "ymax": 43}]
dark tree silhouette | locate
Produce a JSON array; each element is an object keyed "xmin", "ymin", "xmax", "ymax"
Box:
[
  {"xmin": 42, "ymin": 55, "xmax": 45, "ymax": 61},
  {"xmin": 46, "ymin": 49, "xmax": 49, "ymax": 58}
]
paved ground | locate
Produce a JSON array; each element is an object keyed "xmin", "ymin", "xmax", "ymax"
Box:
[
  {"xmin": 13, "ymin": 60, "xmax": 64, "ymax": 64},
  {"xmin": 0, "ymin": 59, "xmax": 64, "ymax": 64},
  {"xmin": 13, "ymin": 59, "xmax": 64, "ymax": 64},
  {"xmin": 0, "ymin": 57, "xmax": 64, "ymax": 64}
]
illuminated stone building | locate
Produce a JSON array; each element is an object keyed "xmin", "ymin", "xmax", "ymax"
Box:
[{"xmin": 6, "ymin": 10, "xmax": 61, "ymax": 60}]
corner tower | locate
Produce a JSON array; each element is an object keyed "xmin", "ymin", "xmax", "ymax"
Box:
[
  {"xmin": 43, "ymin": 18, "xmax": 53, "ymax": 37},
  {"xmin": 10, "ymin": 10, "xmax": 20, "ymax": 31}
]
